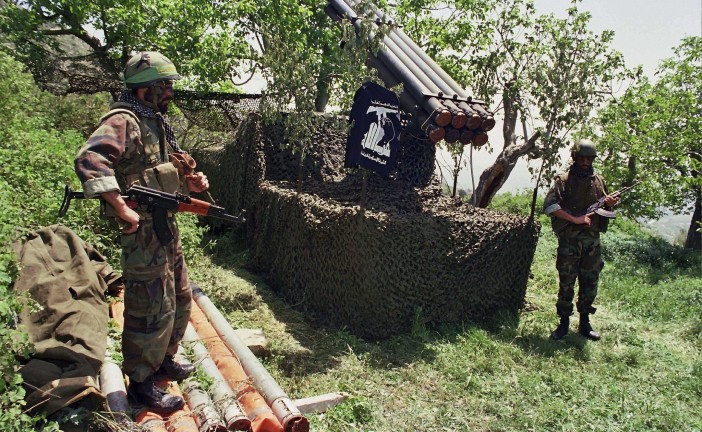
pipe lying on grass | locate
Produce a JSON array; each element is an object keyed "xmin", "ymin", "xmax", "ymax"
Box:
[
  {"xmin": 191, "ymin": 287, "xmax": 309, "ymax": 432},
  {"xmin": 183, "ymin": 324, "xmax": 251, "ymax": 431},
  {"xmin": 189, "ymin": 299, "xmax": 285, "ymax": 432}
]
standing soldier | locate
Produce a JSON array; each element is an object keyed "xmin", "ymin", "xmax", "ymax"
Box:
[
  {"xmin": 543, "ymin": 139, "xmax": 619, "ymax": 341},
  {"xmin": 74, "ymin": 52, "xmax": 209, "ymax": 413}
]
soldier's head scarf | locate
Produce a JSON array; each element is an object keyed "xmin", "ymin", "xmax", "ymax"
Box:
[{"xmin": 118, "ymin": 91, "xmax": 182, "ymax": 153}]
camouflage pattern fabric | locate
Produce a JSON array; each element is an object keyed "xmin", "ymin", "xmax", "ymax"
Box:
[
  {"xmin": 75, "ymin": 99, "xmax": 191, "ymax": 383},
  {"xmin": 544, "ymin": 166, "xmax": 609, "ymax": 317},
  {"xmin": 121, "ymin": 216, "xmax": 191, "ymax": 382},
  {"xmin": 555, "ymin": 229, "xmax": 603, "ymax": 316}
]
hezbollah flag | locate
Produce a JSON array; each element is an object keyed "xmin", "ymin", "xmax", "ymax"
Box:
[{"xmin": 345, "ymin": 81, "xmax": 401, "ymax": 176}]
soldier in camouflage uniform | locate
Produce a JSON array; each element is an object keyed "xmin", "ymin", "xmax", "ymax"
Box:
[
  {"xmin": 74, "ymin": 52, "xmax": 208, "ymax": 413},
  {"xmin": 543, "ymin": 139, "xmax": 619, "ymax": 341}
]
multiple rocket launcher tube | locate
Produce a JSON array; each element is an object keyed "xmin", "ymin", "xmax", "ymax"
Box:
[
  {"xmin": 325, "ymin": 0, "xmax": 495, "ymax": 145},
  {"xmin": 102, "ymin": 287, "xmax": 309, "ymax": 432}
]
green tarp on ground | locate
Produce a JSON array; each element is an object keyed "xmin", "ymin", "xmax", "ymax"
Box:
[{"xmin": 12, "ymin": 224, "xmax": 121, "ymax": 416}]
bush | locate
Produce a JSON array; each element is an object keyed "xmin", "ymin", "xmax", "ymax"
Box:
[
  {"xmin": 488, "ymin": 190, "xmax": 543, "ymax": 217},
  {"xmin": 0, "ymin": 51, "xmax": 115, "ymax": 431}
]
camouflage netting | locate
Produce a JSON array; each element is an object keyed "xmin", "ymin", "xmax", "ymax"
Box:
[
  {"xmin": 194, "ymin": 114, "xmax": 540, "ymax": 339},
  {"xmin": 36, "ymin": 63, "xmax": 261, "ymax": 132},
  {"xmin": 36, "ymin": 58, "xmax": 540, "ymax": 338}
]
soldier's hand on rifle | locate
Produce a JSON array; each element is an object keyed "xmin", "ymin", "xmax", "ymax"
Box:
[
  {"xmin": 101, "ymin": 190, "xmax": 140, "ymax": 234},
  {"xmin": 604, "ymin": 194, "xmax": 620, "ymax": 207},
  {"xmin": 574, "ymin": 213, "xmax": 593, "ymax": 227},
  {"xmin": 186, "ymin": 172, "xmax": 209, "ymax": 193}
]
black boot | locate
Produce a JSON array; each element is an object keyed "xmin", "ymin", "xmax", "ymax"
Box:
[
  {"xmin": 155, "ymin": 355, "xmax": 195, "ymax": 381},
  {"xmin": 579, "ymin": 314, "xmax": 601, "ymax": 341},
  {"xmin": 550, "ymin": 315, "xmax": 570, "ymax": 340},
  {"xmin": 128, "ymin": 375, "xmax": 185, "ymax": 414}
]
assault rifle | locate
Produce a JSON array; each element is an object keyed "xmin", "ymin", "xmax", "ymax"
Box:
[
  {"xmin": 59, "ymin": 185, "xmax": 245, "ymax": 244},
  {"xmin": 556, "ymin": 180, "xmax": 641, "ymax": 233}
]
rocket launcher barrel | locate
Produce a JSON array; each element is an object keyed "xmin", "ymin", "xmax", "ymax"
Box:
[{"xmin": 327, "ymin": 0, "xmax": 452, "ymax": 127}]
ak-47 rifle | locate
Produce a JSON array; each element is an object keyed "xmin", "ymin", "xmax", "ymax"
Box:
[
  {"xmin": 59, "ymin": 184, "xmax": 245, "ymax": 244},
  {"xmin": 556, "ymin": 180, "xmax": 641, "ymax": 233}
]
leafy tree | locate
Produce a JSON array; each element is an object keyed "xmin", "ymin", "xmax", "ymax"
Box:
[
  {"xmin": 594, "ymin": 36, "xmax": 701, "ymax": 251},
  {"xmin": 0, "ymin": 0, "xmax": 255, "ymax": 91},
  {"xmin": 394, "ymin": 0, "xmax": 631, "ymax": 209}
]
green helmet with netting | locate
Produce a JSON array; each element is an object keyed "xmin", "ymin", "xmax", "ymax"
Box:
[
  {"xmin": 121, "ymin": 51, "xmax": 181, "ymax": 89},
  {"xmin": 571, "ymin": 139, "xmax": 597, "ymax": 158}
]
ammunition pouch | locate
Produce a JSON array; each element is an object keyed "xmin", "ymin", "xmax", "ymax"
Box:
[{"xmin": 126, "ymin": 162, "xmax": 182, "ymax": 195}]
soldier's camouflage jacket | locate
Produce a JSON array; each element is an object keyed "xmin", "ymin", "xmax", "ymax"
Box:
[
  {"xmin": 74, "ymin": 99, "xmax": 188, "ymax": 214},
  {"xmin": 543, "ymin": 169, "xmax": 610, "ymax": 235}
]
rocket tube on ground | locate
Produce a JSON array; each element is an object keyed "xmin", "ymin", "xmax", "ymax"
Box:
[
  {"xmin": 191, "ymin": 287, "xmax": 309, "ymax": 432},
  {"xmin": 176, "ymin": 348, "xmax": 227, "ymax": 432},
  {"xmin": 100, "ymin": 359, "xmax": 130, "ymax": 414},
  {"xmin": 181, "ymin": 378, "xmax": 228, "ymax": 432},
  {"xmin": 183, "ymin": 324, "xmax": 252, "ymax": 431},
  {"xmin": 164, "ymin": 382, "xmax": 200, "ymax": 432},
  {"xmin": 189, "ymin": 299, "xmax": 285, "ymax": 432}
]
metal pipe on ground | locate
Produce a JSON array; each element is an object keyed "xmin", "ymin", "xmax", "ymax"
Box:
[
  {"xmin": 181, "ymin": 378, "xmax": 227, "ymax": 432},
  {"xmin": 164, "ymin": 382, "xmax": 201, "ymax": 432},
  {"xmin": 100, "ymin": 350, "xmax": 129, "ymax": 413},
  {"xmin": 326, "ymin": 0, "xmax": 452, "ymax": 127},
  {"xmin": 183, "ymin": 324, "xmax": 251, "ymax": 431},
  {"xmin": 176, "ymin": 349, "xmax": 227, "ymax": 432},
  {"xmin": 135, "ymin": 409, "xmax": 168, "ymax": 432},
  {"xmin": 188, "ymin": 298, "xmax": 284, "ymax": 432},
  {"xmin": 191, "ymin": 287, "xmax": 309, "ymax": 432}
]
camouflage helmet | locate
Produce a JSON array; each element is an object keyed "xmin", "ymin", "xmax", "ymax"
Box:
[
  {"xmin": 571, "ymin": 138, "xmax": 597, "ymax": 158},
  {"xmin": 121, "ymin": 51, "xmax": 181, "ymax": 89}
]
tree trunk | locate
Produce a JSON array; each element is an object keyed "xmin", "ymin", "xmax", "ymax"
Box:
[
  {"xmin": 314, "ymin": 46, "xmax": 332, "ymax": 113},
  {"xmin": 471, "ymin": 131, "xmax": 541, "ymax": 207},
  {"xmin": 470, "ymin": 87, "xmax": 541, "ymax": 208},
  {"xmin": 684, "ymin": 188, "xmax": 701, "ymax": 251}
]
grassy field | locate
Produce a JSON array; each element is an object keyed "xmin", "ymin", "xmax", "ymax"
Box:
[{"xmin": 185, "ymin": 214, "xmax": 701, "ymax": 432}]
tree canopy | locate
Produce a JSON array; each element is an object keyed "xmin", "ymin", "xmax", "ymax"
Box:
[
  {"xmin": 394, "ymin": 0, "xmax": 632, "ymax": 207},
  {"xmin": 0, "ymin": 0, "xmax": 255, "ymax": 90},
  {"xmin": 593, "ymin": 36, "xmax": 701, "ymax": 250}
]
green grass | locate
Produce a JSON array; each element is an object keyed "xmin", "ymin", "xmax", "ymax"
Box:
[{"xmin": 188, "ymin": 217, "xmax": 702, "ymax": 432}]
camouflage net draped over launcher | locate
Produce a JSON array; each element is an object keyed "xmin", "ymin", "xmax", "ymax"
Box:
[
  {"xmin": 194, "ymin": 114, "xmax": 540, "ymax": 339},
  {"xmin": 39, "ymin": 62, "xmax": 539, "ymax": 338}
]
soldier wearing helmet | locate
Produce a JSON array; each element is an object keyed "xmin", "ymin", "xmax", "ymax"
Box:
[
  {"xmin": 543, "ymin": 138, "xmax": 619, "ymax": 342},
  {"xmin": 74, "ymin": 51, "xmax": 209, "ymax": 413}
]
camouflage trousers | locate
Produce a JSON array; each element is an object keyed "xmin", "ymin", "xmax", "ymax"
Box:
[
  {"xmin": 120, "ymin": 216, "xmax": 191, "ymax": 383},
  {"xmin": 555, "ymin": 229, "xmax": 604, "ymax": 317}
]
